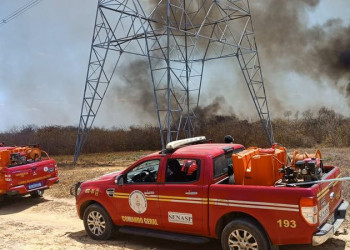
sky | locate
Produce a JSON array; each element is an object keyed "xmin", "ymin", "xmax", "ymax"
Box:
[{"xmin": 0, "ymin": 0, "xmax": 349, "ymax": 132}]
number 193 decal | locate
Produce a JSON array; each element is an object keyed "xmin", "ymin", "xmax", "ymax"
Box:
[{"xmin": 277, "ymin": 219, "xmax": 296, "ymax": 228}]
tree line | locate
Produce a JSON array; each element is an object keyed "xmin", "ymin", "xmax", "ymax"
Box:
[{"xmin": 0, "ymin": 107, "xmax": 349, "ymax": 155}]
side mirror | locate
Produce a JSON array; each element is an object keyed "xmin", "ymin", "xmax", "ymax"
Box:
[{"xmin": 115, "ymin": 175, "xmax": 124, "ymax": 185}]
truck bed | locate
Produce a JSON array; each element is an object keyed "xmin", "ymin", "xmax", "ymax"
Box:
[
  {"xmin": 0, "ymin": 158, "xmax": 59, "ymax": 196},
  {"xmin": 210, "ymin": 165, "xmax": 343, "ymax": 245}
]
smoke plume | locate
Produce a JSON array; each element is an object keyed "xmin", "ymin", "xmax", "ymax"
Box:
[
  {"xmin": 115, "ymin": 60, "xmax": 155, "ymax": 117},
  {"xmin": 251, "ymin": 0, "xmax": 350, "ymax": 95},
  {"xmin": 115, "ymin": 0, "xmax": 350, "ymax": 122}
]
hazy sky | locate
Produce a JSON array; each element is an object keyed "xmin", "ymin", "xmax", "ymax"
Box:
[{"xmin": 0, "ymin": 0, "xmax": 349, "ymax": 132}]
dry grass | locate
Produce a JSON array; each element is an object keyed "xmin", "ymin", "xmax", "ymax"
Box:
[
  {"xmin": 46, "ymin": 148, "xmax": 350, "ymax": 199},
  {"xmin": 46, "ymin": 151, "xmax": 154, "ymax": 198}
]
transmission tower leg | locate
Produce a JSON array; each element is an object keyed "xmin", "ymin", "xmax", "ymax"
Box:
[
  {"xmin": 235, "ymin": 4, "xmax": 274, "ymax": 144},
  {"xmin": 74, "ymin": 4, "xmax": 124, "ymax": 163},
  {"xmin": 74, "ymin": 1, "xmax": 162, "ymax": 161}
]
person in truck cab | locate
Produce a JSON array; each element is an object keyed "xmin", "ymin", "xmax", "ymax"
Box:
[
  {"xmin": 181, "ymin": 160, "xmax": 198, "ymax": 182},
  {"xmin": 166, "ymin": 159, "xmax": 198, "ymax": 182},
  {"xmin": 166, "ymin": 159, "xmax": 183, "ymax": 182}
]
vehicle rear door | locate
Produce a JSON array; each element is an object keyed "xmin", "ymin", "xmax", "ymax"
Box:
[
  {"xmin": 115, "ymin": 159, "xmax": 162, "ymax": 229},
  {"xmin": 158, "ymin": 158, "xmax": 205, "ymax": 235}
]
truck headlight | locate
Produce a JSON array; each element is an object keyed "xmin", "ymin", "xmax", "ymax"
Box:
[
  {"xmin": 77, "ymin": 187, "xmax": 81, "ymax": 196},
  {"xmin": 69, "ymin": 182, "xmax": 82, "ymax": 197}
]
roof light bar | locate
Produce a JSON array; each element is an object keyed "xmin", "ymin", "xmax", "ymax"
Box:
[{"xmin": 166, "ymin": 136, "xmax": 206, "ymax": 150}]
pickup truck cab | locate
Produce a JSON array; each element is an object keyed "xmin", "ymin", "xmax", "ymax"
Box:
[
  {"xmin": 72, "ymin": 137, "xmax": 348, "ymax": 249},
  {"xmin": 0, "ymin": 145, "xmax": 59, "ymax": 200}
]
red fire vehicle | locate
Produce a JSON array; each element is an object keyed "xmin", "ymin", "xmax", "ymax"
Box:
[
  {"xmin": 71, "ymin": 136, "xmax": 348, "ymax": 249},
  {"xmin": 0, "ymin": 144, "xmax": 59, "ymax": 200}
]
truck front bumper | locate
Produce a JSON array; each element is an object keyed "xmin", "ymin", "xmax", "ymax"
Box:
[{"xmin": 312, "ymin": 200, "xmax": 349, "ymax": 246}]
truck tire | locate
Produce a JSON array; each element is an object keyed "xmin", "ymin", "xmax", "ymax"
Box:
[
  {"xmin": 30, "ymin": 190, "xmax": 44, "ymax": 198},
  {"xmin": 221, "ymin": 218, "xmax": 270, "ymax": 250},
  {"xmin": 83, "ymin": 204, "xmax": 114, "ymax": 240}
]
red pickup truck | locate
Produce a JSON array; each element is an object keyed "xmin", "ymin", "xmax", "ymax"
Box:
[
  {"xmin": 0, "ymin": 145, "xmax": 59, "ymax": 200},
  {"xmin": 72, "ymin": 137, "xmax": 348, "ymax": 249}
]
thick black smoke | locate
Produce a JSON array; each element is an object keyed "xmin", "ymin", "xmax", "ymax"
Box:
[
  {"xmin": 252, "ymin": 0, "xmax": 350, "ymax": 96},
  {"xmin": 340, "ymin": 50, "xmax": 350, "ymax": 68},
  {"xmin": 115, "ymin": 60, "xmax": 155, "ymax": 116},
  {"xmin": 116, "ymin": 0, "xmax": 350, "ymax": 121}
]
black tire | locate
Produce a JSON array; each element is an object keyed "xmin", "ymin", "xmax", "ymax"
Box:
[
  {"xmin": 83, "ymin": 204, "xmax": 114, "ymax": 240},
  {"xmin": 30, "ymin": 190, "xmax": 44, "ymax": 198},
  {"xmin": 221, "ymin": 218, "xmax": 270, "ymax": 250}
]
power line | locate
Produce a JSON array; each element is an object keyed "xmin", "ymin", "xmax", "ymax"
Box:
[
  {"xmin": 2, "ymin": 0, "xmax": 42, "ymax": 23},
  {"xmin": 0, "ymin": 0, "xmax": 42, "ymax": 27}
]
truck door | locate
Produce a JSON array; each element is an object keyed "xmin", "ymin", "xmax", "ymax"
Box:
[
  {"xmin": 158, "ymin": 158, "xmax": 204, "ymax": 235},
  {"xmin": 115, "ymin": 159, "xmax": 162, "ymax": 229}
]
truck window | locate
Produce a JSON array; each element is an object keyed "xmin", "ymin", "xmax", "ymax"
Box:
[
  {"xmin": 213, "ymin": 155, "xmax": 231, "ymax": 178},
  {"xmin": 125, "ymin": 160, "xmax": 160, "ymax": 184},
  {"xmin": 213, "ymin": 149, "xmax": 244, "ymax": 179},
  {"xmin": 165, "ymin": 158, "xmax": 200, "ymax": 183}
]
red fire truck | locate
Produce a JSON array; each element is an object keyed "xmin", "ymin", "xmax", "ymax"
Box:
[
  {"xmin": 0, "ymin": 144, "xmax": 59, "ymax": 200},
  {"xmin": 71, "ymin": 137, "xmax": 348, "ymax": 249}
]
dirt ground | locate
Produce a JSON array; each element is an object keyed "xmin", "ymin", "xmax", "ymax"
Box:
[
  {"xmin": 1, "ymin": 148, "xmax": 350, "ymax": 250},
  {"xmin": 1, "ymin": 195, "xmax": 349, "ymax": 250}
]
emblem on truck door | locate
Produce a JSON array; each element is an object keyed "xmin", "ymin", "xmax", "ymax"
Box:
[{"xmin": 129, "ymin": 190, "xmax": 147, "ymax": 214}]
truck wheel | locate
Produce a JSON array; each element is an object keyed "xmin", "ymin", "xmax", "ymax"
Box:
[
  {"xmin": 30, "ymin": 190, "xmax": 44, "ymax": 198},
  {"xmin": 221, "ymin": 218, "xmax": 269, "ymax": 250},
  {"xmin": 83, "ymin": 204, "xmax": 114, "ymax": 240}
]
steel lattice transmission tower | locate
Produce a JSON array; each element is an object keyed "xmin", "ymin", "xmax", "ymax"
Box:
[{"xmin": 74, "ymin": 0, "xmax": 274, "ymax": 162}]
